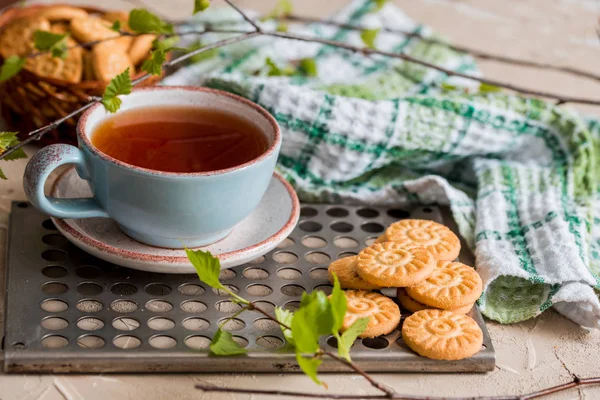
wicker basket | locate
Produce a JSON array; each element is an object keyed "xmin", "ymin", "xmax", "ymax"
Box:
[{"xmin": 0, "ymin": 4, "xmax": 165, "ymax": 146}]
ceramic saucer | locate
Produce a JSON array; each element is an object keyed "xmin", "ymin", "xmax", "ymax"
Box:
[{"xmin": 51, "ymin": 167, "xmax": 299, "ymax": 273}]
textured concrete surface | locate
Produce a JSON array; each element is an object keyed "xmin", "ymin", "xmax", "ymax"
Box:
[{"xmin": 1, "ymin": 0, "xmax": 600, "ymax": 399}]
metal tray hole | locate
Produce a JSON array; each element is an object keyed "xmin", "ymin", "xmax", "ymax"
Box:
[
  {"xmin": 326, "ymin": 207, "xmax": 349, "ymax": 218},
  {"xmin": 77, "ymin": 335, "xmax": 105, "ymax": 349},
  {"xmin": 145, "ymin": 283, "xmax": 171, "ymax": 296},
  {"xmin": 41, "ymin": 316, "xmax": 68, "ymax": 331},
  {"xmin": 212, "ymin": 284, "xmax": 239, "ymax": 296},
  {"xmin": 387, "ymin": 209, "xmax": 410, "ymax": 219},
  {"xmin": 305, "ymin": 252, "xmax": 330, "ymax": 264},
  {"xmin": 339, "ymin": 251, "xmax": 358, "ymax": 258},
  {"xmin": 273, "ymin": 251, "xmax": 298, "ymax": 264},
  {"xmin": 181, "ymin": 300, "xmax": 208, "ymax": 313},
  {"xmin": 301, "ymin": 236, "xmax": 327, "ymax": 248},
  {"xmin": 233, "ymin": 336, "xmax": 249, "ymax": 347},
  {"xmin": 149, "ymin": 335, "xmax": 177, "ymax": 349},
  {"xmin": 111, "ymin": 282, "xmax": 138, "ymax": 296},
  {"xmin": 283, "ymin": 301, "xmax": 300, "ymax": 311},
  {"xmin": 178, "ymin": 283, "xmax": 205, "ymax": 296},
  {"xmin": 299, "ymin": 221, "xmax": 322, "ymax": 232},
  {"xmin": 76, "ymin": 265, "xmax": 103, "ymax": 279},
  {"xmin": 249, "ymin": 255, "xmax": 265, "ymax": 264},
  {"xmin": 361, "ymin": 222, "xmax": 385, "ymax": 233},
  {"xmin": 326, "ymin": 336, "xmax": 338, "ymax": 348},
  {"xmin": 422, "ymin": 207, "xmax": 433, "ymax": 213},
  {"xmin": 185, "ymin": 335, "xmax": 211, "ymax": 350},
  {"xmin": 77, "ymin": 299, "xmax": 103, "ymax": 313},
  {"xmin": 113, "ymin": 335, "xmax": 141, "ymax": 349},
  {"xmin": 256, "ymin": 335, "xmax": 284, "ymax": 349},
  {"xmin": 253, "ymin": 318, "xmax": 280, "ymax": 333},
  {"xmin": 242, "ymin": 267, "xmax": 269, "ymax": 280},
  {"xmin": 17, "ymin": 202, "xmax": 29, "ymax": 208},
  {"xmin": 300, "ymin": 207, "xmax": 318, "ymax": 217},
  {"xmin": 219, "ymin": 269, "xmax": 236, "ymax": 281},
  {"xmin": 42, "ymin": 281, "xmax": 68, "ymax": 295},
  {"xmin": 246, "ymin": 284, "xmax": 273, "ymax": 296},
  {"xmin": 333, "ymin": 236, "xmax": 358, "ymax": 248},
  {"xmin": 331, "ymin": 222, "xmax": 353, "ymax": 233},
  {"xmin": 379, "ymin": 288, "xmax": 396, "ymax": 297},
  {"xmin": 42, "ymin": 219, "xmax": 57, "ymax": 230},
  {"xmin": 41, "ymin": 299, "xmax": 68, "ymax": 312},
  {"xmin": 112, "ymin": 317, "xmax": 140, "ymax": 331},
  {"xmin": 277, "ymin": 237, "xmax": 295, "ymax": 249},
  {"xmin": 12, "ymin": 342, "xmax": 26, "ymax": 350},
  {"xmin": 42, "ymin": 234, "xmax": 68, "ymax": 247},
  {"xmin": 146, "ymin": 300, "xmax": 173, "ymax": 313},
  {"xmin": 77, "ymin": 317, "xmax": 104, "ymax": 331},
  {"xmin": 215, "ymin": 300, "xmax": 242, "ymax": 313},
  {"xmin": 148, "ymin": 317, "xmax": 175, "ymax": 331},
  {"xmin": 42, "ymin": 265, "xmax": 68, "ymax": 278},
  {"xmin": 357, "ymin": 208, "xmax": 379, "ymax": 218},
  {"xmin": 309, "ymin": 268, "xmax": 328, "ymax": 280},
  {"xmin": 77, "ymin": 282, "xmax": 103, "ymax": 296},
  {"xmin": 251, "ymin": 301, "xmax": 275, "ymax": 313},
  {"xmin": 362, "ymin": 337, "xmax": 389, "ymax": 350},
  {"xmin": 106, "ymin": 266, "xmax": 131, "ymax": 279},
  {"xmin": 182, "ymin": 317, "xmax": 210, "ymax": 331},
  {"xmin": 277, "ymin": 268, "xmax": 302, "ymax": 280},
  {"xmin": 314, "ymin": 284, "xmax": 333, "ymax": 295},
  {"xmin": 41, "ymin": 250, "xmax": 67, "ymax": 262},
  {"xmin": 219, "ymin": 318, "xmax": 245, "ymax": 331},
  {"xmin": 365, "ymin": 236, "xmax": 378, "ymax": 246},
  {"xmin": 281, "ymin": 284, "xmax": 305, "ymax": 297},
  {"xmin": 41, "ymin": 335, "xmax": 69, "ymax": 349},
  {"xmin": 111, "ymin": 300, "xmax": 137, "ymax": 313}
]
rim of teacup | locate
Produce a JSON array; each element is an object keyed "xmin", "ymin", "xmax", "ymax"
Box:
[{"xmin": 77, "ymin": 86, "xmax": 281, "ymax": 177}]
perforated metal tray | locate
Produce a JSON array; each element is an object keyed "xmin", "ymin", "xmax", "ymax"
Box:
[{"xmin": 2, "ymin": 202, "xmax": 494, "ymax": 373}]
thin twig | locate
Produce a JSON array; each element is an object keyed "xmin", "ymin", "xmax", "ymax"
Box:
[
  {"xmin": 222, "ymin": 0, "xmax": 262, "ymax": 32},
  {"xmin": 282, "ymin": 14, "xmax": 600, "ymax": 84}
]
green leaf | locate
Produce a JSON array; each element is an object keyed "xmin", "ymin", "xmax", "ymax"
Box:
[
  {"xmin": 440, "ymin": 82, "xmax": 457, "ymax": 92},
  {"xmin": 0, "ymin": 132, "xmax": 26, "ymax": 162},
  {"xmin": 186, "ymin": 249, "xmax": 224, "ymax": 290},
  {"xmin": 101, "ymin": 68, "xmax": 132, "ymax": 113},
  {"xmin": 111, "ymin": 20, "xmax": 121, "ymax": 32},
  {"xmin": 141, "ymin": 49, "xmax": 166, "ymax": 76},
  {"xmin": 265, "ymin": 57, "xmax": 294, "ymax": 76},
  {"xmin": 298, "ymin": 58, "xmax": 317, "ymax": 77},
  {"xmin": 0, "ymin": 168, "xmax": 7, "ymax": 180},
  {"xmin": 193, "ymin": 0, "xmax": 211, "ymax": 14},
  {"xmin": 479, "ymin": 83, "xmax": 502, "ymax": 92},
  {"xmin": 0, "ymin": 56, "xmax": 25, "ymax": 82},
  {"xmin": 128, "ymin": 9, "xmax": 174, "ymax": 34},
  {"xmin": 33, "ymin": 30, "xmax": 67, "ymax": 51},
  {"xmin": 329, "ymin": 273, "xmax": 346, "ymax": 334},
  {"xmin": 296, "ymin": 353, "xmax": 323, "ymax": 385},
  {"xmin": 153, "ymin": 36, "xmax": 180, "ymax": 51},
  {"xmin": 275, "ymin": 306, "xmax": 295, "ymax": 344},
  {"xmin": 291, "ymin": 291, "xmax": 333, "ymax": 354},
  {"xmin": 371, "ymin": 0, "xmax": 388, "ymax": 12},
  {"xmin": 261, "ymin": 0, "xmax": 293, "ymax": 20},
  {"xmin": 337, "ymin": 317, "xmax": 368, "ymax": 362},
  {"xmin": 187, "ymin": 40, "xmax": 218, "ymax": 63},
  {"xmin": 210, "ymin": 328, "xmax": 247, "ymax": 356},
  {"xmin": 276, "ymin": 22, "xmax": 288, "ymax": 32},
  {"xmin": 360, "ymin": 28, "xmax": 380, "ymax": 49}
]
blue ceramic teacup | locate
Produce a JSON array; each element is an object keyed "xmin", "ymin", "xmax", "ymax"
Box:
[{"xmin": 23, "ymin": 86, "xmax": 282, "ymax": 248}]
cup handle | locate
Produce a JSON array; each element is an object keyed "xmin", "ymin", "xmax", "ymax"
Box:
[{"xmin": 23, "ymin": 144, "xmax": 109, "ymax": 219}]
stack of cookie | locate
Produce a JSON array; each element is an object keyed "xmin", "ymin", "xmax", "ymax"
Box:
[
  {"xmin": 328, "ymin": 219, "xmax": 484, "ymax": 360},
  {"xmin": 0, "ymin": 6, "xmax": 155, "ymax": 84}
]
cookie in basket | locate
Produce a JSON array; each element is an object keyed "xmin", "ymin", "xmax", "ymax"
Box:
[
  {"xmin": 92, "ymin": 41, "xmax": 134, "ymax": 82},
  {"xmin": 356, "ymin": 242, "xmax": 435, "ymax": 287},
  {"xmin": 396, "ymin": 288, "xmax": 473, "ymax": 315},
  {"xmin": 402, "ymin": 309, "xmax": 483, "ymax": 360},
  {"xmin": 406, "ymin": 260, "xmax": 482, "ymax": 309},
  {"xmin": 70, "ymin": 16, "xmax": 119, "ymax": 42},
  {"xmin": 0, "ymin": 16, "xmax": 51, "ymax": 58},
  {"xmin": 341, "ymin": 290, "xmax": 400, "ymax": 338},
  {"xmin": 35, "ymin": 6, "xmax": 88, "ymax": 21},
  {"xmin": 24, "ymin": 37, "xmax": 83, "ymax": 84},
  {"xmin": 383, "ymin": 219, "xmax": 461, "ymax": 261},
  {"xmin": 128, "ymin": 34, "xmax": 156, "ymax": 66},
  {"xmin": 328, "ymin": 256, "xmax": 381, "ymax": 290}
]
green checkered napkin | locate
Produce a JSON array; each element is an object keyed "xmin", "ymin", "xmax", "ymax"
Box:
[{"xmin": 164, "ymin": 0, "xmax": 600, "ymax": 327}]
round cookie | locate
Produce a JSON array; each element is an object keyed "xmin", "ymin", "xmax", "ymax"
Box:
[
  {"xmin": 402, "ymin": 309, "xmax": 483, "ymax": 360},
  {"xmin": 406, "ymin": 260, "xmax": 483, "ymax": 309},
  {"xmin": 356, "ymin": 242, "xmax": 435, "ymax": 287},
  {"xmin": 92, "ymin": 41, "xmax": 134, "ymax": 81},
  {"xmin": 36, "ymin": 6, "xmax": 88, "ymax": 21},
  {"xmin": 70, "ymin": 16, "xmax": 119, "ymax": 43},
  {"xmin": 374, "ymin": 234, "xmax": 387, "ymax": 244},
  {"xmin": 328, "ymin": 256, "xmax": 381, "ymax": 290},
  {"xmin": 0, "ymin": 16, "xmax": 51, "ymax": 58},
  {"xmin": 128, "ymin": 34, "xmax": 156, "ymax": 65},
  {"xmin": 385, "ymin": 219, "xmax": 461, "ymax": 261},
  {"xmin": 24, "ymin": 37, "xmax": 82, "ymax": 83},
  {"xmin": 342, "ymin": 290, "xmax": 400, "ymax": 338},
  {"xmin": 397, "ymin": 288, "xmax": 474, "ymax": 315}
]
